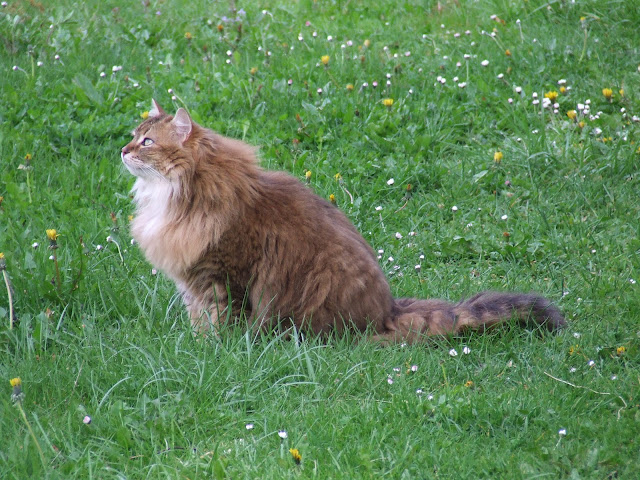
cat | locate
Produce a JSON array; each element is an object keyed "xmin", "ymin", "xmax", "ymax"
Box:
[{"xmin": 121, "ymin": 99, "xmax": 565, "ymax": 343}]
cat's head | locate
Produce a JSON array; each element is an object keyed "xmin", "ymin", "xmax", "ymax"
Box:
[{"xmin": 121, "ymin": 99, "xmax": 194, "ymax": 181}]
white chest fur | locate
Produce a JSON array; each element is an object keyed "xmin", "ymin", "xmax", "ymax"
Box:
[{"xmin": 131, "ymin": 179, "xmax": 187, "ymax": 279}]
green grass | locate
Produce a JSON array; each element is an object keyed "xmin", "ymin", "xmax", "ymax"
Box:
[{"xmin": 1, "ymin": 0, "xmax": 639, "ymax": 478}]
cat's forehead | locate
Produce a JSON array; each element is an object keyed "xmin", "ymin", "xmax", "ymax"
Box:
[{"xmin": 133, "ymin": 116, "xmax": 169, "ymax": 137}]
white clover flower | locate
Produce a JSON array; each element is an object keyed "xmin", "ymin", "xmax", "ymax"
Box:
[
  {"xmin": 416, "ymin": 389, "xmax": 423, "ymax": 395},
  {"xmin": 327, "ymin": 35, "xmax": 333, "ymax": 41},
  {"xmin": 112, "ymin": 65, "xmax": 122, "ymax": 72},
  {"xmin": 558, "ymin": 429, "xmax": 567, "ymax": 436},
  {"xmin": 32, "ymin": 242, "xmax": 39, "ymax": 249},
  {"xmin": 387, "ymin": 256, "xmax": 394, "ymax": 262},
  {"xmin": 151, "ymin": 268, "xmax": 158, "ymax": 275},
  {"xmin": 246, "ymin": 423, "xmax": 254, "ymax": 430},
  {"xmin": 449, "ymin": 348, "xmax": 458, "ymax": 357},
  {"xmin": 462, "ymin": 346, "xmax": 471, "ymax": 355},
  {"xmin": 573, "ymin": 332, "xmax": 581, "ymax": 338},
  {"xmin": 83, "ymin": 415, "xmax": 92, "ymax": 424},
  {"xmin": 501, "ymin": 215, "xmax": 508, "ymax": 220},
  {"xmin": 419, "ymin": 254, "xmax": 425, "ymax": 260},
  {"xmin": 386, "ymin": 178, "xmax": 394, "ymax": 185},
  {"xmin": 410, "ymin": 365, "xmax": 418, "ymax": 372},
  {"xmin": 395, "ymin": 232, "xmax": 403, "ymax": 239},
  {"xmin": 451, "ymin": 205, "xmax": 458, "ymax": 212},
  {"xmin": 588, "ymin": 360, "xmax": 595, "ymax": 367},
  {"xmin": 387, "ymin": 376, "xmax": 394, "ymax": 385},
  {"xmin": 481, "ymin": 60, "xmax": 489, "ymax": 66},
  {"xmin": 415, "ymin": 265, "xmax": 421, "ymax": 271},
  {"xmin": 37, "ymin": 61, "xmax": 43, "ymax": 67},
  {"xmin": 375, "ymin": 206, "xmax": 383, "ymax": 211},
  {"xmin": 278, "ymin": 430, "xmax": 288, "ymax": 439},
  {"xmin": 569, "ymin": 367, "xmax": 577, "ymax": 373}
]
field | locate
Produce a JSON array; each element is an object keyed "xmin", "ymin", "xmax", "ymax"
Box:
[{"xmin": 1, "ymin": 0, "xmax": 639, "ymax": 478}]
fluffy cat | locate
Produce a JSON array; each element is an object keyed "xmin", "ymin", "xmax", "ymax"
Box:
[{"xmin": 121, "ymin": 100, "xmax": 564, "ymax": 343}]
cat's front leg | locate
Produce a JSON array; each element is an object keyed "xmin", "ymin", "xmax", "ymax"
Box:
[{"xmin": 179, "ymin": 281, "xmax": 230, "ymax": 335}]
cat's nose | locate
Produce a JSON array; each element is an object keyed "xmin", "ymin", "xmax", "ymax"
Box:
[{"xmin": 121, "ymin": 146, "xmax": 129, "ymax": 155}]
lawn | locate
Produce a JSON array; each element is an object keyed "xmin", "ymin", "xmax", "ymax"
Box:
[{"xmin": 1, "ymin": 0, "xmax": 638, "ymax": 478}]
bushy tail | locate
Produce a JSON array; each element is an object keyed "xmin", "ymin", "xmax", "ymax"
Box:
[{"xmin": 375, "ymin": 291, "xmax": 565, "ymax": 344}]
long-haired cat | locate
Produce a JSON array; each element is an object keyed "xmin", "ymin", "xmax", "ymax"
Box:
[{"xmin": 121, "ymin": 100, "xmax": 564, "ymax": 343}]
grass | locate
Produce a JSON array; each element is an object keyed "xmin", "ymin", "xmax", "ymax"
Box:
[{"xmin": 1, "ymin": 0, "xmax": 639, "ymax": 477}]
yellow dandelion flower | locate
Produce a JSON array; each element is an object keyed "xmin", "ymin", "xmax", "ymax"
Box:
[
  {"xmin": 10, "ymin": 377, "xmax": 21, "ymax": 387},
  {"xmin": 363, "ymin": 39, "xmax": 371, "ymax": 48},
  {"xmin": 505, "ymin": 49, "xmax": 511, "ymax": 56},
  {"xmin": 334, "ymin": 173, "xmax": 342, "ymax": 181},
  {"xmin": 128, "ymin": 214, "xmax": 134, "ymax": 222},
  {"xmin": 602, "ymin": 88, "xmax": 613, "ymax": 100},
  {"xmin": 184, "ymin": 32, "xmax": 193, "ymax": 40},
  {"xmin": 289, "ymin": 448, "xmax": 302, "ymax": 464},
  {"xmin": 464, "ymin": 380, "xmax": 474, "ymax": 388},
  {"xmin": 346, "ymin": 83, "xmax": 354, "ymax": 91},
  {"xmin": 578, "ymin": 120, "xmax": 585, "ymax": 129},
  {"xmin": 141, "ymin": 111, "xmax": 149, "ymax": 120},
  {"xmin": 329, "ymin": 194, "xmax": 336, "ymax": 204},
  {"xmin": 560, "ymin": 86, "xmax": 567, "ymax": 94},
  {"xmin": 567, "ymin": 110, "xmax": 577, "ymax": 120},
  {"xmin": 0, "ymin": 252, "xmax": 4, "ymax": 260},
  {"xmin": 321, "ymin": 55, "xmax": 330, "ymax": 66},
  {"xmin": 250, "ymin": 67, "xmax": 258, "ymax": 75},
  {"xmin": 616, "ymin": 346, "xmax": 626, "ymax": 356},
  {"xmin": 25, "ymin": 153, "xmax": 32, "ymax": 161},
  {"xmin": 382, "ymin": 98, "xmax": 394, "ymax": 107},
  {"xmin": 619, "ymin": 88, "xmax": 624, "ymax": 97},
  {"xmin": 494, "ymin": 151, "xmax": 503, "ymax": 163},
  {"xmin": 568, "ymin": 345, "xmax": 578, "ymax": 355},
  {"xmin": 544, "ymin": 91, "xmax": 558, "ymax": 102},
  {"xmin": 217, "ymin": 24, "xmax": 224, "ymax": 32},
  {"xmin": 46, "ymin": 229, "xmax": 58, "ymax": 241},
  {"xmin": 305, "ymin": 171, "xmax": 312, "ymax": 180}
]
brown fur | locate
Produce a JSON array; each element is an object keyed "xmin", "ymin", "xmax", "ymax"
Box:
[{"xmin": 121, "ymin": 101, "xmax": 565, "ymax": 344}]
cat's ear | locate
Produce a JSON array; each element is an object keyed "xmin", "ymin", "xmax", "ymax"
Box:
[
  {"xmin": 149, "ymin": 98, "xmax": 166, "ymax": 118},
  {"xmin": 171, "ymin": 108, "xmax": 193, "ymax": 142}
]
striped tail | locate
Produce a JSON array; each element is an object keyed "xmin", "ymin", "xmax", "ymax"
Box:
[{"xmin": 374, "ymin": 291, "xmax": 565, "ymax": 344}]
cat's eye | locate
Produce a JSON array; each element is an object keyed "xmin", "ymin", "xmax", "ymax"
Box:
[{"xmin": 141, "ymin": 138, "xmax": 154, "ymax": 146}]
